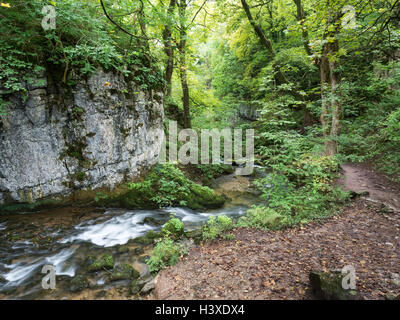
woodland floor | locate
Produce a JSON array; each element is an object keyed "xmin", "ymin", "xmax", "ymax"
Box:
[{"xmin": 152, "ymin": 163, "xmax": 400, "ymax": 300}]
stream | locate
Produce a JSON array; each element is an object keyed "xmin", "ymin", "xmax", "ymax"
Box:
[{"xmin": 0, "ymin": 173, "xmax": 263, "ymax": 299}]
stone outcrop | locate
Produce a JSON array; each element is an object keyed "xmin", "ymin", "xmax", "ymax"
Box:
[
  {"xmin": 0, "ymin": 68, "xmax": 164, "ymax": 208},
  {"xmin": 309, "ymin": 270, "xmax": 359, "ymax": 300}
]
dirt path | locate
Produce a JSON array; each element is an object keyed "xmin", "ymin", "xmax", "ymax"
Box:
[
  {"xmin": 338, "ymin": 163, "xmax": 400, "ymax": 212},
  {"xmin": 152, "ymin": 163, "xmax": 400, "ymax": 300}
]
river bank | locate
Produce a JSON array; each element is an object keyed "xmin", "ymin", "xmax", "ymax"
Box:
[
  {"xmin": 151, "ymin": 163, "xmax": 400, "ymax": 300},
  {"xmin": 0, "ymin": 170, "xmax": 261, "ymax": 299},
  {"xmin": 152, "ymin": 197, "xmax": 400, "ymax": 300}
]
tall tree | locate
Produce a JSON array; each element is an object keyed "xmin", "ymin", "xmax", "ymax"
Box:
[
  {"xmin": 240, "ymin": 0, "xmax": 305, "ymax": 102},
  {"xmin": 178, "ymin": 0, "xmax": 191, "ymax": 128},
  {"xmin": 162, "ymin": 0, "xmax": 177, "ymax": 99}
]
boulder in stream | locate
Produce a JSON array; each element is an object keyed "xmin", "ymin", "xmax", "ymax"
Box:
[
  {"xmin": 131, "ymin": 275, "xmax": 155, "ymax": 295},
  {"xmin": 109, "ymin": 264, "xmax": 140, "ymax": 281},
  {"xmin": 88, "ymin": 254, "xmax": 114, "ymax": 272},
  {"xmin": 69, "ymin": 275, "xmax": 89, "ymax": 293}
]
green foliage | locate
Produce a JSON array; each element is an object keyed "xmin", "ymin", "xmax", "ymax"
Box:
[
  {"xmin": 146, "ymin": 236, "xmax": 187, "ymax": 273},
  {"xmin": 237, "ymin": 207, "xmax": 288, "ymax": 230},
  {"xmin": 95, "ymin": 164, "xmax": 225, "ymax": 210},
  {"xmin": 193, "ymin": 164, "xmax": 234, "ymax": 186},
  {"xmin": 0, "ymin": 0, "xmax": 163, "ymax": 113},
  {"xmin": 202, "ymin": 215, "xmax": 234, "ymax": 241},
  {"xmin": 339, "ymin": 61, "xmax": 400, "ymax": 181},
  {"xmin": 255, "ymin": 129, "xmax": 350, "ymax": 226},
  {"xmin": 161, "ymin": 216, "xmax": 185, "ymax": 238}
]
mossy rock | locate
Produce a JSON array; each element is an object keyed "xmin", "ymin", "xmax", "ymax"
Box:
[
  {"xmin": 143, "ymin": 216, "xmax": 163, "ymax": 226},
  {"xmin": 95, "ymin": 187, "xmax": 154, "ymax": 209},
  {"xmin": 132, "ymin": 246, "xmax": 145, "ymax": 255},
  {"xmin": 109, "ymin": 264, "xmax": 140, "ymax": 281},
  {"xmin": 69, "ymin": 275, "xmax": 89, "ymax": 292},
  {"xmin": 146, "ymin": 230, "xmax": 162, "ymax": 240},
  {"xmin": 309, "ymin": 270, "xmax": 359, "ymax": 300},
  {"xmin": 94, "ymin": 164, "xmax": 226, "ymax": 210},
  {"xmin": 131, "ymin": 236, "xmax": 153, "ymax": 245},
  {"xmin": 131, "ymin": 231, "xmax": 162, "ymax": 245},
  {"xmin": 186, "ymin": 184, "xmax": 226, "ymax": 210},
  {"xmin": 88, "ymin": 254, "xmax": 114, "ymax": 272},
  {"xmin": 0, "ymin": 198, "xmax": 66, "ymax": 213},
  {"xmin": 116, "ymin": 245, "xmax": 129, "ymax": 254},
  {"xmin": 131, "ymin": 276, "xmax": 154, "ymax": 295},
  {"xmin": 131, "ymin": 279, "xmax": 141, "ymax": 295}
]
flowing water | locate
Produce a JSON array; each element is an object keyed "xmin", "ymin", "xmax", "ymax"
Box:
[
  {"xmin": 0, "ymin": 203, "xmax": 252, "ymax": 299},
  {"xmin": 0, "ymin": 171, "xmax": 265, "ymax": 299}
]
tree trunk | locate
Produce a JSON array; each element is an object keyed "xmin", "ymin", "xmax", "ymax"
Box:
[
  {"xmin": 327, "ymin": 42, "xmax": 342, "ymax": 156},
  {"xmin": 162, "ymin": 0, "xmax": 176, "ymax": 98},
  {"xmin": 178, "ymin": 0, "xmax": 191, "ymax": 128},
  {"xmin": 319, "ymin": 39, "xmax": 342, "ymax": 156},
  {"xmin": 293, "ymin": 0, "xmax": 343, "ymax": 156},
  {"xmin": 240, "ymin": 0, "xmax": 305, "ymax": 102},
  {"xmin": 293, "ymin": 0, "xmax": 312, "ymax": 56}
]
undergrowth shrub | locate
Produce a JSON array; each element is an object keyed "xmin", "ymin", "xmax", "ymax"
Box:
[
  {"xmin": 237, "ymin": 207, "xmax": 288, "ymax": 230},
  {"xmin": 254, "ymin": 129, "xmax": 350, "ymax": 226},
  {"xmin": 96, "ymin": 164, "xmax": 226, "ymax": 210},
  {"xmin": 146, "ymin": 235, "xmax": 187, "ymax": 273},
  {"xmin": 161, "ymin": 216, "xmax": 185, "ymax": 238},
  {"xmin": 202, "ymin": 215, "xmax": 234, "ymax": 241}
]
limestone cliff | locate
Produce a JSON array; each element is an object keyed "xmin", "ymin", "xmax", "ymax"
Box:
[{"xmin": 0, "ymin": 68, "xmax": 164, "ymax": 208}]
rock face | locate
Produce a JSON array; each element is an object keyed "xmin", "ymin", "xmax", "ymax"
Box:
[{"xmin": 0, "ymin": 68, "xmax": 164, "ymax": 207}]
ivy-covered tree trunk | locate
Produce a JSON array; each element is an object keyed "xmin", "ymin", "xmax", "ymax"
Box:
[
  {"xmin": 162, "ymin": 0, "xmax": 176, "ymax": 98},
  {"xmin": 240, "ymin": 0, "xmax": 305, "ymax": 102},
  {"xmin": 319, "ymin": 39, "xmax": 342, "ymax": 156},
  {"xmin": 178, "ymin": 0, "xmax": 191, "ymax": 128}
]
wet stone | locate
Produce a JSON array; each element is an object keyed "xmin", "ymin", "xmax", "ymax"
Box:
[
  {"xmin": 109, "ymin": 264, "xmax": 140, "ymax": 282},
  {"xmin": 69, "ymin": 275, "xmax": 89, "ymax": 293}
]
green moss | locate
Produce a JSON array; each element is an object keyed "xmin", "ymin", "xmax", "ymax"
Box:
[
  {"xmin": 109, "ymin": 264, "xmax": 140, "ymax": 281},
  {"xmin": 88, "ymin": 254, "xmax": 114, "ymax": 272},
  {"xmin": 145, "ymin": 230, "xmax": 162, "ymax": 240},
  {"xmin": 131, "ymin": 230, "xmax": 162, "ymax": 245},
  {"xmin": 0, "ymin": 198, "xmax": 66, "ymax": 214},
  {"xmin": 116, "ymin": 245, "xmax": 129, "ymax": 254},
  {"xmin": 185, "ymin": 228, "xmax": 203, "ymax": 243},
  {"xmin": 71, "ymin": 171, "xmax": 87, "ymax": 182},
  {"xmin": 186, "ymin": 184, "xmax": 226, "ymax": 210},
  {"xmin": 69, "ymin": 275, "xmax": 89, "ymax": 292},
  {"xmin": 95, "ymin": 164, "xmax": 226, "ymax": 210},
  {"xmin": 309, "ymin": 271, "xmax": 358, "ymax": 300},
  {"xmin": 119, "ymin": 126, "xmax": 131, "ymax": 139},
  {"xmin": 59, "ymin": 137, "xmax": 92, "ymax": 169}
]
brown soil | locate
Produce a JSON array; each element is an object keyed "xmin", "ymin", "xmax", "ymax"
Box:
[
  {"xmin": 152, "ymin": 163, "xmax": 400, "ymax": 300},
  {"xmin": 338, "ymin": 163, "xmax": 400, "ymax": 212}
]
